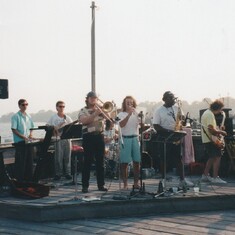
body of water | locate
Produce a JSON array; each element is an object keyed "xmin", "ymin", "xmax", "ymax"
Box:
[{"xmin": 0, "ymin": 122, "xmax": 46, "ymax": 143}]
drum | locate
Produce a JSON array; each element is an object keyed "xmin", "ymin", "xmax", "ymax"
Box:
[
  {"xmin": 105, "ymin": 143, "xmax": 119, "ymax": 161},
  {"xmin": 141, "ymin": 151, "xmax": 152, "ymax": 168},
  {"xmin": 142, "ymin": 127, "xmax": 157, "ymax": 141}
]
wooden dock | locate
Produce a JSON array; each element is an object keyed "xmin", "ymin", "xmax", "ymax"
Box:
[{"xmin": 1, "ymin": 173, "xmax": 235, "ymax": 222}]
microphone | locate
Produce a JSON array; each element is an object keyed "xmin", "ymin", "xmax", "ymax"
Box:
[{"xmin": 138, "ymin": 111, "xmax": 144, "ymax": 118}]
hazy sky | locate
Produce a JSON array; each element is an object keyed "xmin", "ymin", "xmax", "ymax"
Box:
[{"xmin": 1, "ymin": 0, "xmax": 235, "ymax": 115}]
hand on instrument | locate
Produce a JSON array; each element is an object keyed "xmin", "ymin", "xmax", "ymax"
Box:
[
  {"xmin": 219, "ymin": 130, "xmax": 227, "ymax": 136},
  {"xmin": 128, "ymin": 106, "xmax": 136, "ymax": 115},
  {"xmin": 93, "ymin": 107, "xmax": 102, "ymax": 116}
]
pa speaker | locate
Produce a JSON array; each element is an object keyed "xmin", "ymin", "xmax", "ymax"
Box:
[{"xmin": 0, "ymin": 79, "xmax": 8, "ymax": 99}]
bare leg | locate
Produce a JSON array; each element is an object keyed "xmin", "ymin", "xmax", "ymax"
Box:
[
  {"xmin": 121, "ymin": 163, "xmax": 128, "ymax": 189},
  {"xmin": 133, "ymin": 161, "xmax": 140, "ymax": 187},
  {"xmin": 177, "ymin": 158, "xmax": 184, "ymax": 180},
  {"xmin": 212, "ymin": 156, "xmax": 221, "ymax": 178},
  {"xmin": 203, "ymin": 158, "xmax": 214, "ymax": 176}
]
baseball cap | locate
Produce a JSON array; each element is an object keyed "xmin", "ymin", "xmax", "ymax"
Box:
[{"xmin": 86, "ymin": 91, "xmax": 98, "ymax": 98}]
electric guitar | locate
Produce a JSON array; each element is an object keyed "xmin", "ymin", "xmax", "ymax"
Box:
[{"xmin": 211, "ymin": 111, "xmax": 226, "ymax": 149}]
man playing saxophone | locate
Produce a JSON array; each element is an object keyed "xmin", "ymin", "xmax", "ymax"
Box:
[{"xmin": 153, "ymin": 91, "xmax": 194, "ymax": 187}]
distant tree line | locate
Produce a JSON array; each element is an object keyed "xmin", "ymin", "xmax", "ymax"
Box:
[{"xmin": 1, "ymin": 97, "xmax": 235, "ymax": 124}]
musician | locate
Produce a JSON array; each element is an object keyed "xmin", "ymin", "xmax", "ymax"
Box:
[
  {"xmin": 201, "ymin": 100, "xmax": 227, "ymax": 184},
  {"xmin": 117, "ymin": 96, "xmax": 141, "ymax": 190},
  {"xmin": 152, "ymin": 91, "xmax": 194, "ymax": 187},
  {"xmin": 104, "ymin": 119, "xmax": 119, "ymax": 178},
  {"xmin": 47, "ymin": 101, "xmax": 73, "ymax": 180},
  {"xmin": 11, "ymin": 99, "xmax": 35, "ymax": 181},
  {"xmin": 78, "ymin": 91, "xmax": 108, "ymax": 193},
  {"xmin": 104, "ymin": 119, "xmax": 118, "ymax": 156}
]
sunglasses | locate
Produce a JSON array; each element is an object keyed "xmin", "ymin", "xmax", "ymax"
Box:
[
  {"xmin": 58, "ymin": 106, "xmax": 65, "ymax": 108},
  {"xmin": 21, "ymin": 103, "xmax": 28, "ymax": 106}
]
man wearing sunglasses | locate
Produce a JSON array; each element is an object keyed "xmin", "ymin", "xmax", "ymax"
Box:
[
  {"xmin": 11, "ymin": 99, "xmax": 35, "ymax": 181},
  {"xmin": 47, "ymin": 101, "xmax": 73, "ymax": 181}
]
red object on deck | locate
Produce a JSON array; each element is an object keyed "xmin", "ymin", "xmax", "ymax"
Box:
[{"xmin": 72, "ymin": 145, "xmax": 84, "ymax": 153}]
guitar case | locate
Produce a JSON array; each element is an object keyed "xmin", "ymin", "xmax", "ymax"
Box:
[{"xmin": 10, "ymin": 179, "xmax": 50, "ymax": 199}]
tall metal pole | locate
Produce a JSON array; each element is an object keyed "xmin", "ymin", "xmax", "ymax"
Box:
[{"xmin": 91, "ymin": 1, "xmax": 96, "ymax": 92}]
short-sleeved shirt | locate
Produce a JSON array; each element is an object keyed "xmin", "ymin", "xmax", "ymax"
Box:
[
  {"xmin": 78, "ymin": 107, "xmax": 104, "ymax": 134},
  {"xmin": 201, "ymin": 109, "xmax": 216, "ymax": 143},
  {"xmin": 152, "ymin": 105, "xmax": 178, "ymax": 131},
  {"xmin": 47, "ymin": 114, "xmax": 73, "ymax": 137},
  {"xmin": 11, "ymin": 111, "xmax": 35, "ymax": 143},
  {"xmin": 117, "ymin": 112, "xmax": 140, "ymax": 136}
]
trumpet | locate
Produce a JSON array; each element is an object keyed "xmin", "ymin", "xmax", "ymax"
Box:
[{"xmin": 128, "ymin": 104, "xmax": 136, "ymax": 115}]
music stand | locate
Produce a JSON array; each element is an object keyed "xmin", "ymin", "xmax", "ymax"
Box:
[
  {"xmin": 61, "ymin": 124, "xmax": 83, "ymax": 199},
  {"xmin": 60, "ymin": 124, "xmax": 82, "ymax": 140},
  {"xmin": 155, "ymin": 130, "xmax": 186, "ymax": 192}
]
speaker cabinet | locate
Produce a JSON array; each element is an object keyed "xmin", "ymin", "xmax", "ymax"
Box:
[{"xmin": 0, "ymin": 79, "xmax": 9, "ymax": 99}]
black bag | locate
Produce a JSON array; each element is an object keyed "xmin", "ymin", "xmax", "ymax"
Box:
[{"xmin": 10, "ymin": 179, "xmax": 50, "ymax": 199}]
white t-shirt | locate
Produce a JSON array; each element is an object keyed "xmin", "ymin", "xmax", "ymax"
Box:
[
  {"xmin": 47, "ymin": 114, "xmax": 73, "ymax": 136},
  {"xmin": 152, "ymin": 105, "xmax": 178, "ymax": 131},
  {"xmin": 117, "ymin": 112, "xmax": 140, "ymax": 136}
]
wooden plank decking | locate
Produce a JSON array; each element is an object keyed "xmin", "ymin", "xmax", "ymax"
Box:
[{"xmin": 1, "ymin": 172, "xmax": 235, "ymax": 222}]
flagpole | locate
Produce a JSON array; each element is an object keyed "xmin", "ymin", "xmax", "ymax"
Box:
[{"xmin": 91, "ymin": 1, "xmax": 96, "ymax": 92}]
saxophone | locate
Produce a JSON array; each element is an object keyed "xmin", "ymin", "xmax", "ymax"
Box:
[
  {"xmin": 173, "ymin": 99, "xmax": 183, "ymax": 145},
  {"xmin": 175, "ymin": 99, "xmax": 183, "ymax": 131}
]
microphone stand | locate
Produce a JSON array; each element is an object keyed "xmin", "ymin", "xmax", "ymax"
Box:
[
  {"xmin": 130, "ymin": 111, "xmax": 146, "ymax": 196},
  {"xmin": 139, "ymin": 111, "xmax": 145, "ymax": 194}
]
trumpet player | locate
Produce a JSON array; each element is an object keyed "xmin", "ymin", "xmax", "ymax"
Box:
[
  {"xmin": 78, "ymin": 91, "xmax": 110, "ymax": 193},
  {"xmin": 117, "ymin": 96, "xmax": 141, "ymax": 190},
  {"xmin": 153, "ymin": 91, "xmax": 194, "ymax": 187}
]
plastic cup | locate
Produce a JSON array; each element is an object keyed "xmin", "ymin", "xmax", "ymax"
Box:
[{"xmin": 193, "ymin": 187, "xmax": 199, "ymax": 193}]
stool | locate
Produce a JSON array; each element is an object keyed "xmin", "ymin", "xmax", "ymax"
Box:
[{"xmin": 71, "ymin": 145, "xmax": 84, "ymax": 183}]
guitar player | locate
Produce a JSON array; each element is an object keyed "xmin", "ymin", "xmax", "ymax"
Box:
[{"xmin": 201, "ymin": 99, "xmax": 227, "ymax": 184}]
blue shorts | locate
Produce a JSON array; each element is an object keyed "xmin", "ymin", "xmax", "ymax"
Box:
[{"xmin": 119, "ymin": 136, "xmax": 141, "ymax": 163}]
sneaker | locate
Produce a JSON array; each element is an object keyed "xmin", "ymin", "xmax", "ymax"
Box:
[
  {"xmin": 184, "ymin": 178, "xmax": 194, "ymax": 187},
  {"xmin": 82, "ymin": 187, "xmax": 88, "ymax": 193},
  {"xmin": 211, "ymin": 176, "xmax": 227, "ymax": 184},
  {"xmin": 98, "ymin": 186, "xmax": 108, "ymax": 192},
  {"xmin": 65, "ymin": 174, "xmax": 72, "ymax": 180},
  {"xmin": 160, "ymin": 179, "xmax": 165, "ymax": 188},
  {"xmin": 179, "ymin": 179, "xmax": 193, "ymax": 188},
  {"xmin": 201, "ymin": 174, "xmax": 213, "ymax": 182}
]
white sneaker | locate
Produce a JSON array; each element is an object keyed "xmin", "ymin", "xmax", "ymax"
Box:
[
  {"xmin": 201, "ymin": 174, "xmax": 213, "ymax": 182},
  {"xmin": 179, "ymin": 179, "xmax": 194, "ymax": 187},
  {"xmin": 178, "ymin": 180, "xmax": 186, "ymax": 188},
  {"xmin": 184, "ymin": 178, "xmax": 194, "ymax": 187},
  {"xmin": 211, "ymin": 176, "xmax": 227, "ymax": 184}
]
